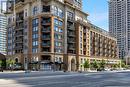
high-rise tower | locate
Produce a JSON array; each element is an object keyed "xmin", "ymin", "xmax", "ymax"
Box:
[
  {"xmin": 0, "ymin": 13, "xmax": 7, "ymax": 55},
  {"xmin": 109, "ymin": 0, "xmax": 130, "ymax": 59}
]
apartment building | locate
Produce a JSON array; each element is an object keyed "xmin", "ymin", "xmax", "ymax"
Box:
[
  {"xmin": 0, "ymin": 13, "xmax": 7, "ymax": 55},
  {"xmin": 6, "ymin": 0, "xmax": 120, "ymax": 71},
  {"xmin": 109, "ymin": 0, "xmax": 130, "ymax": 59},
  {"xmin": 75, "ymin": 21, "xmax": 120, "ymax": 71}
]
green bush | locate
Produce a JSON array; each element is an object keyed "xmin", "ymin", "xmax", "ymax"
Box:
[
  {"xmin": 84, "ymin": 59, "xmax": 90, "ymax": 69},
  {"xmin": 91, "ymin": 60, "xmax": 99, "ymax": 70}
]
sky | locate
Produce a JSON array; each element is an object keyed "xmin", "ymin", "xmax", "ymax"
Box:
[
  {"xmin": 0, "ymin": 0, "xmax": 109, "ymax": 30},
  {"xmin": 83, "ymin": 0, "xmax": 109, "ymax": 31}
]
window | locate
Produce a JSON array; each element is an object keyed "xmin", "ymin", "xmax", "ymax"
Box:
[
  {"xmin": 32, "ymin": 18, "xmax": 39, "ymax": 32},
  {"xmin": 59, "ymin": 58, "xmax": 62, "ymax": 62},
  {"xmin": 33, "ymin": 26, "xmax": 38, "ymax": 32},
  {"xmin": 33, "ymin": 34, "xmax": 38, "ymax": 39},
  {"xmin": 52, "ymin": 6, "xmax": 63, "ymax": 18},
  {"xmin": 55, "ymin": 34, "xmax": 59, "ymax": 39},
  {"xmin": 59, "ymin": 28, "xmax": 63, "ymax": 33},
  {"xmin": 67, "ymin": 11, "xmax": 74, "ymax": 20},
  {"xmin": 54, "ymin": 26, "xmax": 58, "ymax": 32},
  {"xmin": 81, "ymin": 58, "xmax": 83, "ymax": 64},
  {"xmin": 55, "ymin": 57, "xmax": 58, "ymax": 62},
  {"xmin": 43, "ymin": 5, "xmax": 50, "ymax": 12},
  {"xmin": 54, "ymin": 6, "xmax": 58, "ymax": 16},
  {"xmin": 55, "ymin": 41, "xmax": 58, "ymax": 46},
  {"xmin": 33, "ymin": 6, "xmax": 38, "ymax": 15},
  {"xmin": 59, "ymin": 21, "xmax": 63, "ymax": 26},
  {"xmin": 32, "ymin": 18, "xmax": 38, "ymax": 26},
  {"xmin": 54, "ymin": 18, "xmax": 58, "ymax": 25},
  {"xmin": 32, "ymin": 48, "xmax": 38, "ymax": 53},
  {"xmin": 33, "ymin": 41, "xmax": 38, "ymax": 46},
  {"xmin": 55, "ymin": 48, "xmax": 62, "ymax": 53},
  {"xmin": 58, "ymin": 8, "xmax": 63, "ymax": 18},
  {"xmin": 55, "ymin": 41, "xmax": 62, "ymax": 46},
  {"xmin": 80, "ymin": 50, "xmax": 82, "ymax": 54}
]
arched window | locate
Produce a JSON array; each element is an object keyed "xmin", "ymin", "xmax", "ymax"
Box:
[{"xmin": 15, "ymin": 58, "xmax": 18, "ymax": 63}]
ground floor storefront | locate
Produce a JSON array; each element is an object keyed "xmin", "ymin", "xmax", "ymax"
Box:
[{"xmin": 6, "ymin": 54, "xmax": 121, "ymax": 71}]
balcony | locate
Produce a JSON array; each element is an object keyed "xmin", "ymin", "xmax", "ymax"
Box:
[
  {"xmin": 42, "ymin": 48, "xmax": 50, "ymax": 52},
  {"xmin": 68, "ymin": 32, "xmax": 75, "ymax": 37},
  {"xmin": 42, "ymin": 42, "xmax": 51, "ymax": 47},
  {"xmin": 67, "ymin": 17, "xmax": 74, "ymax": 22},
  {"xmin": 15, "ymin": 32, "xmax": 23, "ymax": 37},
  {"xmin": 15, "ymin": 45, "xmax": 23, "ymax": 49},
  {"xmin": 42, "ymin": 35, "xmax": 51, "ymax": 40},
  {"xmin": 16, "ymin": 23, "xmax": 24, "ymax": 30},
  {"xmin": 16, "ymin": 17, "xmax": 24, "ymax": 22},
  {"xmin": 41, "ymin": 18, "xmax": 51, "ymax": 25},
  {"xmin": 68, "ymin": 46, "xmax": 75, "ymax": 50},
  {"xmin": 15, "ymin": 40, "xmax": 23, "ymax": 43},
  {"xmin": 68, "ymin": 39, "xmax": 75, "ymax": 43},
  {"xmin": 67, "ymin": 26, "xmax": 74, "ymax": 31},
  {"xmin": 42, "ymin": 28, "xmax": 51, "ymax": 33}
]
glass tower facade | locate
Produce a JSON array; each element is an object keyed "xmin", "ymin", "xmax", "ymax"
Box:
[{"xmin": 0, "ymin": 13, "xmax": 7, "ymax": 55}]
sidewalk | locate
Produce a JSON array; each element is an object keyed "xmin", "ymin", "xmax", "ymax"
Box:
[
  {"xmin": 0, "ymin": 69, "xmax": 130, "ymax": 74},
  {"xmin": 0, "ymin": 70, "xmax": 25, "ymax": 74}
]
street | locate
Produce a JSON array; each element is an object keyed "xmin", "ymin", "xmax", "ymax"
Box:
[{"xmin": 0, "ymin": 71, "xmax": 130, "ymax": 87}]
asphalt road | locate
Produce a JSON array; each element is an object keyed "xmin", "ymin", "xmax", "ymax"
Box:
[{"xmin": 0, "ymin": 71, "xmax": 130, "ymax": 87}]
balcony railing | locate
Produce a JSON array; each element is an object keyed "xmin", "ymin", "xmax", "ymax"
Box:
[
  {"xmin": 68, "ymin": 32, "xmax": 75, "ymax": 37},
  {"xmin": 67, "ymin": 16, "xmax": 74, "ymax": 21},
  {"xmin": 42, "ymin": 18, "xmax": 51, "ymax": 25},
  {"xmin": 67, "ymin": 26, "xmax": 74, "ymax": 30},
  {"xmin": 42, "ymin": 36, "xmax": 51, "ymax": 40},
  {"xmin": 42, "ymin": 43, "xmax": 51, "ymax": 46},
  {"xmin": 42, "ymin": 28, "xmax": 51, "ymax": 32},
  {"xmin": 68, "ymin": 46, "xmax": 75, "ymax": 50},
  {"xmin": 68, "ymin": 40, "xmax": 75, "ymax": 43}
]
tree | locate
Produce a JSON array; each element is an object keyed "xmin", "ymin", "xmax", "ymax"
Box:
[
  {"xmin": 121, "ymin": 61, "xmax": 126, "ymax": 68},
  {"xmin": 92, "ymin": 60, "xmax": 99, "ymax": 70},
  {"xmin": 6, "ymin": 59, "xmax": 15, "ymax": 70},
  {"xmin": 84, "ymin": 59, "xmax": 90, "ymax": 71},
  {"xmin": 99, "ymin": 59, "xmax": 106, "ymax": 70},
  {"xmin": 112, "ymin": 64, "xmax": 118, "ymax": 69},
  {"xmin": 0, "ymin": 60, "xmax": 2, "ymax": 67}
]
